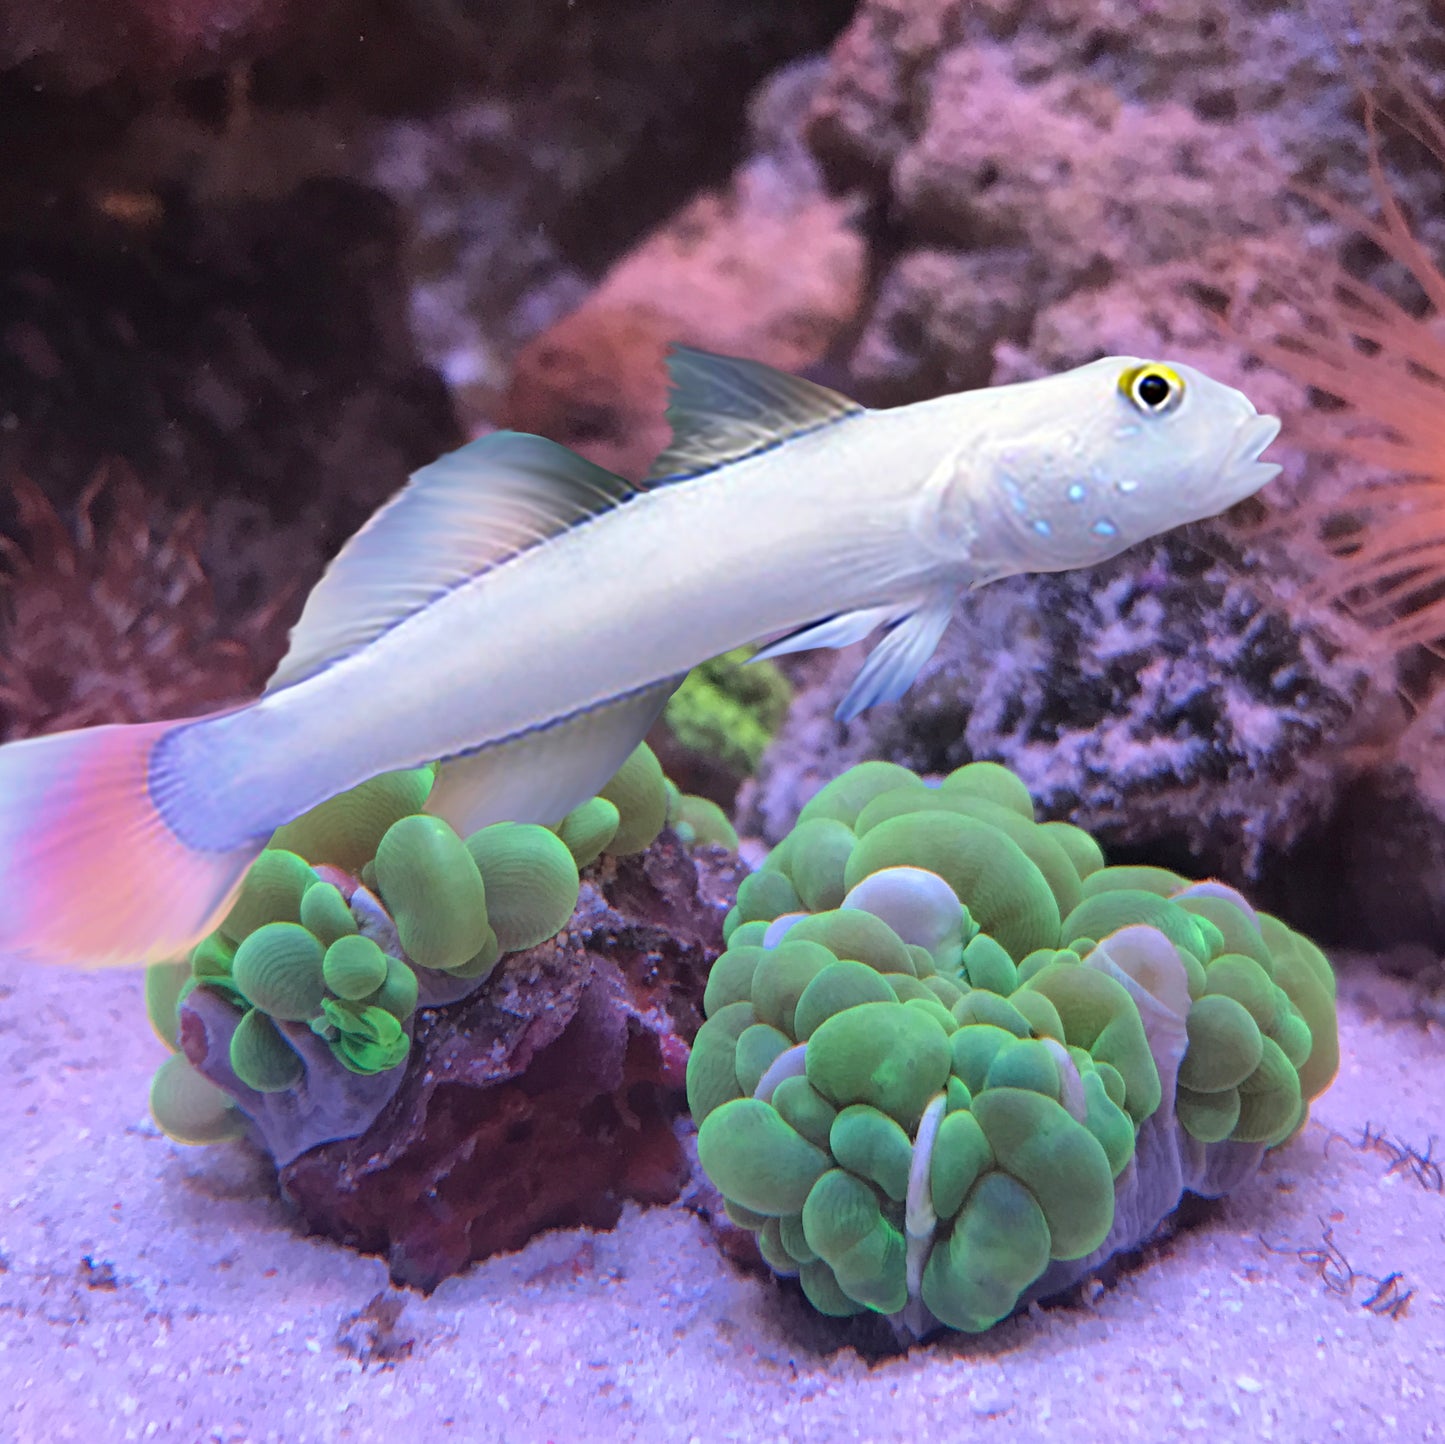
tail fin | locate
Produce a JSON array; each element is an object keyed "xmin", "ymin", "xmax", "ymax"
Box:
[{"xmin": 0, "ymin": 717, "xmax": 263, "ymax": 968}]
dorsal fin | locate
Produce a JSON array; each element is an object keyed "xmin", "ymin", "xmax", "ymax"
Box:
[
  {"xmin": 266, "ymin": 432, "xmax": 636, "ymax": 693},
  {"xmin": 646, "ymin": 346, "xmax": 864, "ymax": 484}
]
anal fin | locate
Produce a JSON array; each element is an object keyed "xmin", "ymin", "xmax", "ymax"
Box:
[{"xmin": 424, "ymin": 679, "xmax": 682, "ymax": 836}]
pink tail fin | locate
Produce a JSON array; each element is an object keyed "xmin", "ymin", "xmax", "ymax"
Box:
[{"xmin": 0, "ymin": 717, "xmax": 262, "ymax": 968}]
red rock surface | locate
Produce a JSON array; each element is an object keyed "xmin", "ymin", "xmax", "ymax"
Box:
[{"xmin": 279, "ymin": 836, "xmax": 745, "ymax": 1291}]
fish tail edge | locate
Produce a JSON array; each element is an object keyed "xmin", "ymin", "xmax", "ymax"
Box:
[{"xmin": 0, "ymin": 716, "xmax": 261, "ymax": 969}]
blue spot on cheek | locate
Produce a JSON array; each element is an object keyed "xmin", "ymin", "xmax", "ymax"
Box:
[
  {"xmin": 1000, "ymin": 476, "xmax": 1027, "ymax": 515},
  {"xmin": 1067, "ymin": 484, "xmax": 1086, "ymax": 503},
  {"xmin": 1032, "ymin": 518, "xmax": 1052, "ymax": 537},
  {"xmin": 1092, "ymin": 519, "xmax": 1119, "ymax": 538},
  {"xmin": 1116, "ymin": 478, "xmax": 1139, "ymax": 495}
]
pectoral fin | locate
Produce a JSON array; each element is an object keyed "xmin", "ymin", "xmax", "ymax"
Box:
[
  {"xmin": 751, "ymin": 605, "xmax": 899, "ymax": 663},
  {"xmin": 835, "ymin": 591, "xmax": 956, "ymax": 724}
]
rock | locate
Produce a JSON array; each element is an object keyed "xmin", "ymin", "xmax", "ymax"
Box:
[
  {"xmin": 0, "ymin": 471, "xmax": 289, "ymax": 738},
  {"xmin": 367, "ymin": 9, "xmax": 858, "ymax": 429},
  {"xmin": 747, "ymin": 537, "xmax": 1380, "ymax": 870},
  {"xmin": 738, "ymin": 260, "xmax": 1388, "ymax": 893},
  {"xmin": 0, "ymin": 0, "xmax": 856, "ymax": 632},
  {"xmin": 500, "ymin": 59, "xmax": 867, "ymax": 480},
  {"xmin": 0, "ymin": 0, "xmax": 304, "ymax": 91},
  {"xmin": 276, "ymin": 836, "xmax": 745, "ymax": 1291}
]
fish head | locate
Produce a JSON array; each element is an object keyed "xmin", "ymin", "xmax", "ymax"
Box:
[{"xmin": 972, "ymin": 355, "xmax": 1281, "ymax": 576}]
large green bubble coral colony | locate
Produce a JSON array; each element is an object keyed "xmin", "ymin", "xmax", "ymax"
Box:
[
  {"xmin": 146, "ymin": 742, "xmax": 683, "ymax": 1145},
  {"xmin": 690, "ymin": 760, "xmax": 1339, "ymax": 1337}
]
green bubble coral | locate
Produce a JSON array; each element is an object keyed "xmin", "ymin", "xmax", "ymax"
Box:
[
  {"xmin": 1179, "ymin": 994, "xmax": 1263, "ymax": 1093},
  {"xmin": 374, "ymin": 814, "xmax": 491, "ymax": 972},
  {"xmin": 553, "ymin": 796, "xmax": 622, "ymax": 868},
  {"xmin": 690, "ymin": 759, "xmax": 1342, "ymax": 1337},
  {"xmin": 696, "ymin": 1097, "xmax": 831, "ymax": 1215},
  {"xmin": 232, "ymin": 921, "xmax": 328, "ymax": 1022},
  {"xmin": 145, "ymin": 959, "xmax": 192, "ymax": 1051},
  {"xmin": 464, "ymin": 822, "xmax": 580, "ymax": 953},
  {"xmin": 669, "ymin": 793, "xmax": 740, "ymax": 851},
  {"xmin": 316, "ymin": 998, "xmax": 411, "ymax": 1075},
  {"xmin": 322, "ymin": 934, "xmax": 390, "ymax": 1000},
  {"xmin": 152, "ymin": 742, "xmax": 689, "ymax": 1133},
  {"xmin": 366, "ymin": 954, "xmax": 420, "ymax": 1021},
  {"xmin": 300, "ymin": 882, "xmax": 359, "ymax": 948},
  {"xmin": 149, "ymin": 1053, "xmax": 247, "ymax": 1145},
  {"xmin": 844, "ymin": 811, "xmax": 1060, "ymax": 960},
  {"xmin": 597, "ymin": 742, "xmax": 669, "ymax": 855},
  {"xmin": 802, "ymin": 1168, "xmax": 909, "ymax": 1313},
  {"xmin": 229, "ymin": 1008, "xmax": 304, "ymax": 1092},
  {"xmin": 805, "ymin": 1002, "xmax": 952, "ymax": 1134},
  {"xmin": 268, "ymin": 766, "xmax": 435, "ymax": 873},
  {"xmin": 218, "ymin": 849, "xmax": 317, "ymax": 943}
]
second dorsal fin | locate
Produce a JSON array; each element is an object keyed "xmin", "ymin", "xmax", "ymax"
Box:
[
  {"xmin": 266, "ymin": 432, "xmax": 636, "ymax": 693},
  {"xmin": 646, "ymin": 346, "xmax": 865, "ymax": 484}
]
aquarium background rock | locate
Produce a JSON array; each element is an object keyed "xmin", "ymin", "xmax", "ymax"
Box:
[
  {"xmin": 714, "ymin": 0, "xmax": 1445, "ymax": 962},
  {"xmin": 739, "ymin": 546, "xmax": 1376, "ymax": 884},
  {"xmin": 0, "ymin": 0, "xmax": 852, "ymax": 695},
  {"xmin": 495, "ymin": 57, "xmax": 868, "ymax": 482}
]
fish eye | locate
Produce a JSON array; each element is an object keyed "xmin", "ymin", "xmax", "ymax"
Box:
[{"xmin": 1119, "ymin": 363, "xmax": 1184, "ymax": 415}]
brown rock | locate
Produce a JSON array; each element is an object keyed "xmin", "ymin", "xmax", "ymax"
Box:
[{"xmin": 278, "ymin": 836, "xmax": 745, "ymax": 1292}]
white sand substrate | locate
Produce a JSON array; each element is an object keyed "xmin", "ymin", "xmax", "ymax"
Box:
[{"xmin": 0, "ymin": 956, "xmax": 1441, "ymax": 1444}]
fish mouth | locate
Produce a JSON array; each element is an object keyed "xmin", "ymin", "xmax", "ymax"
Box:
[{"xmin": 1217, "ymin": 412, "xmax": 1283, "ymax": 500}]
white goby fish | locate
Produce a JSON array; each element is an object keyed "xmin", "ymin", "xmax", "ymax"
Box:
[{"xmin": 0, "ymin": 348, "xmax": 1280, "ymax": 968}]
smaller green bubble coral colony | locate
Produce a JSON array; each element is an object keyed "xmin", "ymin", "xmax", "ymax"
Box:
[
  {"xmin": 691, "ymin": 760, "xmax": 1339, "ymax": 1338},
  {"xmin": 146, "ymin": 741, "xmax": 716, "ymax": 1145}
]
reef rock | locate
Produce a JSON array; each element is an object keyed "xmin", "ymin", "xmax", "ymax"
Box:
[
  {"xmin": 743, "ymin": 540, "xmax": 1378, "ymax": 885},
  {"xmin": 0, "ymin": 177, "xmax": 459, "ymax": 641},
  {"xmin": 368, "ymin": 8, "xmax": 857, "ymax": 433},
  {"xmin": 734, "ymin": 1, "xmax": 1445, "ymax": 949},
  {"xmin": 0, "ymin": 0, "xmax": 305, "ymax": 91},
  {"xmin": 499, "ymin": 59, "xmax": 867, "ymax": 481},
  {"xmin": 276, "ymin": 837, "xmax": 744, "ymax": 1291},
  {"xmin": 740, "ymin": 264, "xmax": 1386, "ymax": 891}
]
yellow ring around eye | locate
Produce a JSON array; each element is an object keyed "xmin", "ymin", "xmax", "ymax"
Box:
[{"xmin": 1118, "ymin": 363, "xmax": 1184, "ymax": 414}]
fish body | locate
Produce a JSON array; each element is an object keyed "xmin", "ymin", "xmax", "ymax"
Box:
[{"xmin": 0, "ymin": 348, "xmax": 1280, "ymax": 967}]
